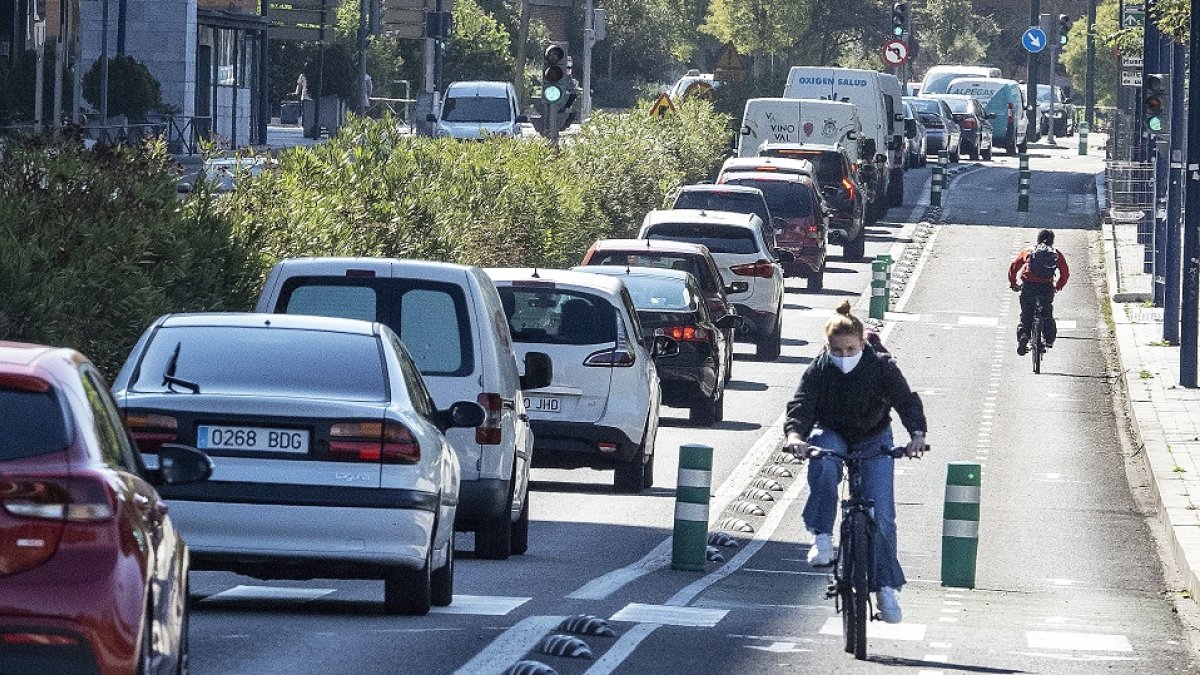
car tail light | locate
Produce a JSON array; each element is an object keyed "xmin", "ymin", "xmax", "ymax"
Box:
[
  {"xmin": 807, "ymin": 224, "xmax": 822, "ymax": 239},
  {"xmin": 754, "ymin": 165, "xmax": 779, "ymax": 172},
  {"xmin": 584, "ymin": 320, "xmax": 636, "ymax": 367},
  {"xmin": 0, "ymin": 475, "xmax": 114, "ymax": 522},
  {"xmin": 476, "ymin": 393, "xmax": 503, "ymax": 445},
  {"xmin": 329, "ymin": 421, "xmax": 420, "ymax": 463},
  {"xmin": 731, "ymin": 260, "xmax": 775, "ymax": 279},
  {"xmin": 125, "ymin": 413, "xmax": 178, "ymax": 452},
  {"xmin": 841, "ymin": 178, "xmax": 856, "ymax": 201},
  {"xmin": 960, "ymin": 117, "xmax": 977, "ymax": 130},
  {"xmin": 655, "ymin": 325, "xmax": 709, "ymax": 343}
]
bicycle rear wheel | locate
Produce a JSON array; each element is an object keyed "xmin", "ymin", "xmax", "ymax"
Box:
[
  {"xmin": 838, "ymin": 520, "xmax": 857, "ymax": 655},
  {"xmin": 1032, "ymin": 316, "xmax": 1043, "ymax": 374},
  {"xmin": 849, "ymin": 512, "xmax": 870, "ymax": 660}
]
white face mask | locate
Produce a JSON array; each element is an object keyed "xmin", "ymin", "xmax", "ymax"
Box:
[{"xmin": 830, "ymin": 351, "xmax": 862, "ymax": 374}]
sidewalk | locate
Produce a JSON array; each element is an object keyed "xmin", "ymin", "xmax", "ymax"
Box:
[{"xmin": 1101, "ymin": 163, "xmax": 1200, "ymax": 601}]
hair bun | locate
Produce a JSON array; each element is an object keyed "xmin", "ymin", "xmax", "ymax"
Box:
[{"xmin": 836, "ymin": 301, "xmax": 853, "ymax": 316}]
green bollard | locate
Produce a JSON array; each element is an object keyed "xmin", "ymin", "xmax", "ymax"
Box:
[
  {"xmin": 1078, "ymin": 122, "xmax": 1089, "ymax": 156},
  {"xmin": 672, "ymin": 444, "xmax": 713, "ymax": 571},
  {"xmin": 941, "ymin": 462, "xmax": 981, "ymax": 588},
  {"xmin": 869, "ymin": 256, "xmax": 889, "ymax": 320}
]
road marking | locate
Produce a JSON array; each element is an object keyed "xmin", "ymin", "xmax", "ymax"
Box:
[
  {"xmin": 567, "ymin": 538, "xmax": 672, "ymax": 600},
  {"xmin": 583, "ymin": 623, "xmax": 662, "ymax": 675},
  {"xmin": 929, "ymin": 640, "xmax": 954, "ymax": 647},
  {"xmin": 818, "ymin": 617, "xmax": 927, "ymax": 641},
  {"xmin": 744, "ymin": 641, "xmax": 812, "ymax": 653},
  {"xmin": 610, "ymin": 604, "xmax": 728, "ymax": 627},
  {"xmin": 431, "ymin": 595, "xmax": 530, "ymax": 616},
  {"xmin": 939, "ymin": 617, "xmax": 959, "ymax": 623},
  {"xmin": 1025, "ymin": 631, "xmax": 1133, "ymax": 652},
  {"xmin": 954, "ymin": 314, "xmax": 998, "ymax": 325},
  {"xmin": 923, "ymin": 654, "xmax": 949, "ymax": 662},
  {"xmin": 200, "ymin": 585, "xmax": 335, "ymax": 603},
  {"xmin": 452, "ymin": 615, "xmax": 566, "ymax": 675},
  {"xmin": 1057, "ymin": 320, "xmax": 1078, "ymax": 329},
  {"xmin": 743, "ymin": 567, "xmax": 827, "ymax": 577}
]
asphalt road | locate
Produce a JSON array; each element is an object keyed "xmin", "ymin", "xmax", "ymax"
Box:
[{"xmin": 186, "ymin": 146, "xmax": 1200, "ymax": 674}]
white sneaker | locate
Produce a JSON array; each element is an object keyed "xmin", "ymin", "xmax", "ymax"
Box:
[
  {"xmin": 807, "ymin": 533, "xmax": 834, "ymax": 567},
  {"xmin": 876, "ymin": 586, "xmax": 902, "ymax": 624}
]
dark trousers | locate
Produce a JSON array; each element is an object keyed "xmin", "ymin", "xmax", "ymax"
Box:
[{"xmin": 1017, "ymin": 282, "xmax": 1057, "ymax": 345}]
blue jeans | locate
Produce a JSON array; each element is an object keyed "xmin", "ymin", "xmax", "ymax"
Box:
[{"xmin": 802, "ymin": 427, "xmax": 906, "ymax": 591}]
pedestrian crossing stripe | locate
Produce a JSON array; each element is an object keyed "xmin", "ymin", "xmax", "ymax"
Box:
[{"xmin": 818, "ymin": 617, "xmax": 927, "ymax": 641}]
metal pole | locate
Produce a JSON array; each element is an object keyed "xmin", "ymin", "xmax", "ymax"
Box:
[
  {"xmin": 99, "ymin": 0, "xmax": 110, "ymax": 131},
  {"xmin": 1164, "ymin": 41, "xmax": 1185, "ymax": 345},
  {"xmin": 1084, "ymin": 0, "xmax": 1096, "ymax": 127},
  {"xmin": 581, "ymin": 0, "xmax": 593, "ymax": 120},
  {"xmin": 1047, "ymin": 45, "xmax": 1057, "ymax": 145},
  {"xmin": 116, "ymin": 0, "xmax": 126, "ymax": 54},
  {"xmin": 53, "ymin": 0, "xmax": 67, "ymax": 130},
  {"xmin": 512, "ymin": 0, "xmax": 530, "ymax": 108},
  {"xmin": 1141, "ymin": 12, "xmax": 1161, "ymax": 162},
  {"xmin": 1026, "ymin": 1, "xmax": 1040, "ymax": 145},
  {"xmin": 1153, "ymin": 32, "xmax": 1171, "ymax": 307},
  {"xmin": 358, "ymin": 0, "xmax": 369, "ymax": 113},
  {"xmin": 34, "ymin": 26, "xmax": 44, "ymax": 133},
  {"xmin": 433, "ymin": 0, "xmax": 445, "ymax": 94},
  {"xmin": 1180, "ymin": 5, "xmax": 1200, "ymax": 388}
]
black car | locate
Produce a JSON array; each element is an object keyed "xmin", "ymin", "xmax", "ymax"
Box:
[
  {"xmin": 930, "ymin": 94, "xmax": 994, "ymax": 161},
  {"xmin": 577, "ymin": 266, "xmax": 739, "ymax": 425},
  {"xmin": 755, "ymin": 143, "xmax": 867, "ymax": 260}
]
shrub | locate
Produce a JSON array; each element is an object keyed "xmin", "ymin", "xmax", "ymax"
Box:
[{"xmin": 82, "ymin": 55, "xmax": 161, "ymax": 121}]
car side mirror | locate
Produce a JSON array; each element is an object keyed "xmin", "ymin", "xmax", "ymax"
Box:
[
  {"xmin": 772, "ymin": 217, "xmax": 788, "ymax": 234},
  {"xmin": 652, "ymin": 335, "xmax": 679, "ymax": 358},
  {"xmin": 520, "ymin": 351, "xmax": 553, "ymax": 390},
  {"xmin": 715, "ymin": 314, "xmax": 746, "ymax": 331},
  {"xmin": 725, "ymin": 281, "xmax": 749, "ymax": 294},
  {"xmin": 156, "ymin": 444, "xmax": 213, "ymax": 486},
  {"xmin": 774, "ymin": 249, "xmax": 795, "ymax": 264},
  {"xmin": 740, "ymin": 125, "xmax": 752, "ymax": 136},
  {"xmin": 444, "ymin": 401, "xmax": 487, "ymax": 429},
  {"xmin": 425, "ymin": 113, "xmax": 438, "ymax": 123},
  {"xmin": 516, "ymin": 114, "xmax": 530, "ymax": 124}
]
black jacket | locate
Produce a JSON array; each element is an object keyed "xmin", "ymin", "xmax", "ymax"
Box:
[{"xmin": 784, "ymin": 346, "xmax": 926, "ymax": 444}]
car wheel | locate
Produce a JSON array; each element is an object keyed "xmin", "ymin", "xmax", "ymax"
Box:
[
  {"xmin": 614, "ymin": 453, "xmax": 646, "ymax": 493},
  {"xmin": 807, "ymin": 269, "xmax": 824, "ymax": 293},
  {"xmin": 844, "ymin": 231, "xmax": 865, "ymax": 261},
  {"xmin": 888, "ymin": 174, "xmax": 904, "ymax": 206},
  {"xmin": 474, "ymin": 509, "xmax": 513, "ymax": 560},
  {"xmin": 723, "ymin": 328, "xmax": 734, "ymax": 385},
  {"xmin": 950, "ymin": 149, "xmax": 961, "ymax": 163},
  {"xmin": 920, "ymin": 154, "xmax": 928, "ymax": 167},
  {"xmin": 755, "ymin": 314, "xmax": 782, "ymax": 360},
  {"xmin": 981, "ymin": 145, "xmax": 992, "ymax": 161},
  {"xmin": 689, "ymin": 385, "xmax": 723, "ymax": 427},
  {"xmin": 384, "ymin": 549, "xmax": 432, "ymax": 615},
  {"xmin": 1018, "ymin": 141, "xmax": 1028, "ymax": 153},
  {"xmin": 1007, "ymin": 138, "xmax": 1018, "ymax": 155},
  {"xmin": 511, "ymin": 497, "xmax": 529, "ymax": 555},
  {"xmin": 432, "ymin": 531, "xmax": 455, "ymax": 607}
]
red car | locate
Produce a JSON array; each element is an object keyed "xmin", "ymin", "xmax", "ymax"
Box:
[{"xmin": 0, "ymin": 342, "xmax": 211, "ymax": 675}]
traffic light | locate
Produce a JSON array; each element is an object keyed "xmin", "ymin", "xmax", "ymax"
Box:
[
  {"xmin": 542, "ymin": 44, "xmax": 567, "ymax": 105},
  {"xmin": 1143, "ymin": 73, "xmax": 1170, "ymax": 134},
  {"xmin": 1057, "ymin": 14, "xmax": 1070, "ymax": 47},
  {"xmin": 891, "ymin": 2, "xmax": 909, "ymax": 37}
]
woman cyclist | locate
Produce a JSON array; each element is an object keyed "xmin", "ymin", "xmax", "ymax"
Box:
[{"xmin": 784, "ymin": 301, "xmax": 927, "ymax": 623}]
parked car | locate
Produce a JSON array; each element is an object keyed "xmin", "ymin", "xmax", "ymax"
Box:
[
  {"xmin": 903, "ymin": 102, "xmax": 928, "ymax": 168},
  {"xmin": 0, "ymin": 341, "xmax": 212, "ymax": 674},
  {"xmin": 254, "ymin": 257, "xmax": 551, "ymax": 560},
  {"xmin": 579, "ymin": 238, "xmax": 739, "ymax": 381},
  {"xmin": 928, "ymin": 94, "xmax": 994, "ymax": 161},
  {"xmin": 919, "ymin": 65, "xmax": 1002, "ymax": 95},
  {"xmin": 715, "ymin": 159, "xmax": 829, "ymax": 289},
  {"xmin": 755, "ymin": 143, "xmax": 867, "ymax": 258},
  {"xmin": 487, "ymin": 269, "xmax": 671, "ymax": 492},
  {"xmin": 114, "ymin": 314, "xmax": 484, "ymax": 616},
  {"xmin": 179, "ymin": 155, "xmax": 275, "ymax": 193},
  {"xmin": 427, "ymin": 81, "xmax": 529, "ymax": 139},
  {"xmin": 668, "ymin": 184, "xmax": 776, "ymax": 245},
  {"xmin": 905, "ymin": 96, "xmax": 961, "ymax": 159},
  {"xmin": 577, "ymin": 266, "xmax": 740, "ymax": 425},
  {"xmin": 639, "ymin": 209, "xmax": 790, "ymax": 359},
  {"xmin": 944, "ymin": 77, "xmax": 1027, "ymax": 154},
  {"xmin": 1037, "ymin": 84, "xmax": 1075, "ymax": 137}
]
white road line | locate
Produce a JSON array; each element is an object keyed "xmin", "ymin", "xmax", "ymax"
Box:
[
  {"xmin": 201, "ymin": 585, "xmax": 335, "ymax": 603},
  {"xmin": 818, "ymin": 617, "xmax": 927, "ymax": 641},
  {"xmin": 567, "ymin": 538, "xmax": 672, "ymax": 601},
  {"xmin": 958, "ymin": 316, "xmax": 999, "ymax": 326},
  {"xmin": 452, "ymin": 615, "xmax": 567, "ymax": 675},
  {"xmin": 1025, "ymin": 631, "xmax": 1134, "ymax": 652},
  {"xmin": 583, "ymin": 623, "xmax": 662, "ymax": 675},
  {"xmin": 431, "ymin": 595, "xmax": 530, "ymax": 616},
  {"xmin": 610, "ymin": 604, "xmax": 728, "ymax": 627}
]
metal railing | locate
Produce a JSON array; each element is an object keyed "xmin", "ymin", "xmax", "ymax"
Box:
[
  {"xmin": 1, "ymin": 115, "xmax": 213, "ymax": 155},
  {"xmin": 1106, "ymin": 160, "xmax": 1156, "ymax": 281}
]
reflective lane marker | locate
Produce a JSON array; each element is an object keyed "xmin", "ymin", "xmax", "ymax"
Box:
[
  {"xmin": 818, "ymin": 617, "xmax": 927, "ymax": 641},
  {"xmin": 453, "ymin": 615, "xmax": 567, "ymax": 675},
  {"xmin": 431, "ymin": 595, "xmax": 530, "ymax": 616},
  {"xmin": 201, "ymin": 585, "xmax": 335, "ymax": 603},
  {"xmin": 1025, "ymin": 631, "xmax": 1133, "ymax": 652},
  {"xmin": 610, "ymin": 603, "xmax": 727, "ymax": 627}
]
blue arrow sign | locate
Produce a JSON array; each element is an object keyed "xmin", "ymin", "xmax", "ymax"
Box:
[{"xmin": 1022, "ymin": 27, "xmax": 1047, "ymax": 53}]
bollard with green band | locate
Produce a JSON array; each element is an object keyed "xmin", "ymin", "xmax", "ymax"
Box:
[
  {"xmin": 869, "ymin": 256, "xmax": 889, "ymax": 320},
  {"xmin": 1078, "ymin": 122, "xmax": 1089, "ymax": 156},
  {"xmin": 672, "ymin": 444, "xmax": 713, "ymax": 571},
  {"xmin": 1017, "ymin": 154, "xmax": 1030, "ymax": 212},
  {"xmin": 941, "ymin": 462, "xmax": 981, "ymax": 588}
]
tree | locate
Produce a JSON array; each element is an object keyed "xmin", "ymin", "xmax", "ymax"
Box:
[
  {"xmin": 590, "ymin": 0, "xmax": 695, "ymax": 82},
  {"xmin": 444, "ymin": 0, "xmax": 514, "ymax": 83},
  {"xmin": 1062, "ymin": 0, "xmax": 1118, "ymax": 106},
  {"xmin": 1151, "ymin": 0, "xmax": 1189, "ymax": 43},
  {"xmin": 700, "ymin": 0, "xmax": 810, "ymax": 74},
  {"xmin": 83, "ymin": 55, "xmax": 162, "ymax": 121},
  {"xmin": 915, "ymin": 0, "xmax": 999, "ymax": 66}
]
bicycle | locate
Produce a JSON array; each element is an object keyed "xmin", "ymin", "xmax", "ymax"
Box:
[
  {"xmin": 1013, "ymin": 284, "xmax": 1049, "ymax": 374},
  {"xmin": 805, "ymin": 444, "xmax": 928, "ymax": 660}
]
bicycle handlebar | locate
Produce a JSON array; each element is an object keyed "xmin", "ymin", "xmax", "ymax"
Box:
[{"xmin": 800, "ymin": 444, "xmax": 930, "ymax": 461}]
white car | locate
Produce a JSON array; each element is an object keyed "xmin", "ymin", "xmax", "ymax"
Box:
[
  {"xmin": 112, "ymin": 313, "xmax": 484, "ymax": 615},
  {"xmin": 639, "ymin": 209, "xmax": 789, "ymax": 360},
  {"xmin": 255, "ymin": 257, "xmax": 551, "ymax": 560},
  {"xmin": 486, "ymin": 268, "xmax": 673, "ymax": 493},
  {"xmin": 428, "ymin": 81, "xmax": 529, "ymax": 139}
]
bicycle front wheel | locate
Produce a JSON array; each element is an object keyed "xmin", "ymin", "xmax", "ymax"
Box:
[
  {"xmin": 850, "ymin": 512, "xmax": 870, "ymax": 660},
  {"xmin": 1032, "ymin": 317, "xmax": 1043, "ymax": 374}
]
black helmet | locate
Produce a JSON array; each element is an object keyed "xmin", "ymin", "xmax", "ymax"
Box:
[{"xmin": 1037, "ymin": 229, "xmax": 1055, "ymax": 245}]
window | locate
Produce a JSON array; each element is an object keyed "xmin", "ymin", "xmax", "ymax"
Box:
[
  {"xmin": 399, "ymin": 289, "xmax": 466, "ymax": 375},
  {"xmin": 497, "ymin": 288, "xmax": 617, "ymax": 346},
  {"xmin": 287, "ymin": 285, "xmax": 378, "ymax": 322},
  {"xmin": 80, "ymin": 369, "xmax": 140, "ymax": 472},
  {"xmin": 645, "ymin": 223, "xmax": 759, "ymax": 255},
  {"xmin": 720, "ymin": 179, "xmax": 815, "ymax": 220},
  {"xmin": 619, "ymin": 276, "xmax": 692, "ymax": 311},
  {"xmin": 442, "ymin": 96, "xmax": 511, "ymax": 123},
  {"xmin": 387, "ymin": 330, "xmax": 436, "ymax": 420},
  {"xmin": 0, "ymin": 388, "xmax": 70, "ymax": 460},
  {"xmin": 674, "ymin": 191, "xmax": 770, "ymax": 224}
]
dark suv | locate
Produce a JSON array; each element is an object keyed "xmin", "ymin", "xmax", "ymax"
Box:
[{"xmin": 756, "ymin": 143, "xmax": 866, "ymax": 260}]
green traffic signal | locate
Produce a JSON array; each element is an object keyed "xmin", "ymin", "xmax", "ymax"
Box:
[
  {"xmin": 544, "ymin": 85, "xmax": 564, "ymax": 104},
  {"xmin": 892, "ymin": 25, "xmax": 904, "ymax": 36},
  {"xmin": 1147, "ymin": 116, "xmax": 1163, "ymax": 133}
]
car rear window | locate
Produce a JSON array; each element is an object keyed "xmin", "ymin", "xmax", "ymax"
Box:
[
  {"xmin": 761, "ymin": 151, "xmax": 843, "ymax": 184},
  {"xmin": 0, "ymin": 389, "xmax": 70, "ymax": 460},
  {"xmin": 644, "ymin": 223, "xmax": 759, "ymax": 255},
  {"xmin": 941, "ymin": 98, "xmax": 970, "ymax": 114},
  {"xmin": 673, "ymin": 191, "xmax": 769, "ymax": 224},
  {"xmin": 619, "ymin": 276, "xmax": 692, "ymax": 311},
  {"xmin": 720, "ymin": 178, "xmax": 815, "ymax": 219},
  {"xmin": 497, "ymin": 287, "xmax": 617, "ymax": 345},
  {"xmin": 278, "ymin": 278, "xmax": 473, "ymax": 377},
  {"xmin": 918, "ymin": 112, "xmax": 943, "ymax": 125},
  {"xmin": 129, "ymin": 326, "xmax": 388, "ymax": 401},
  {"xmin": 908, "ymin": 99, "xmax": 940, "ymax": 115}
]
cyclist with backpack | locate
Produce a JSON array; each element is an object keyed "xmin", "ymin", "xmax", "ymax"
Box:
[
  {"xmin": 1009, "ymin": 229, "xmax": 1070, "ymax": 355},
  {"xmin": 784, "ymin": 302, "xmax": 927, "ymax": 623}
]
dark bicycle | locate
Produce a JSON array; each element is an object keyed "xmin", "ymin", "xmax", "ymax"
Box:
[
  {"xmin": 808, "ymin": 444, "xmax": 928, "ymax": 660},
  {"xmin": 1015, "ymin": 285, "xmax": 1049, "ymax": 373}
]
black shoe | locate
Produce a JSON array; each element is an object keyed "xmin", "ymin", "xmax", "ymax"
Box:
[
  {"xmin": 1017, "ymin": 341, "xmax": 1029, "ymax": 356},
  {"xmin": 1045, "ymin": 340, "xmax": 1054, "ymax": 349}
]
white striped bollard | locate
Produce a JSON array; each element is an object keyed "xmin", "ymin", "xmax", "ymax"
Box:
[
  {"xmin": 672, "ymin": 444, "xmax": 713, "ymax": 571},
  {"xmin": 941, "ymin": 461, "xmax": 981, "ymax": 588},
  {"xmin": 1018, "ymin": 153, "xmax": 1030, "ymax": 212}
]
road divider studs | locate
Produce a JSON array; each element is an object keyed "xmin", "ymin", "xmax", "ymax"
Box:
[
  {"xmin": 672, "ymin": 443, "xmax": 713, "ymax": 571},
  {"xmin": 714, "ymin": 517, "xmax": 755, "ymax": 533},
  {"xmin": 870, "ymin": 256, "xmax": 891, "ymax": 320},
  {"xmin": 729, "ymin": 500, "xmax": 767, "ymax": 516},
  {"xmin": 941, "ymin": 461, "xmax": 982, "ymax": 589},
  {"xmin": 706, "ymin": 545, "xmax": 726, "ymax": 563},
  {"xmin": 558, "ymin": 615, "xmax": 617, "ymax": 637},
  {"xmin": 504, "ymin": 660, "xmax": 559, "ymax": 675},
  {"xmin": 739, "ymin": 487, "xmax": 776, "ymax": 502},
  {"xmin": 773, "ymin": 451, "xmax": 802, "ymax": 464},
  {"xmin": 760, "ymin": 465, "xmax": 794, "ymax": 479},
  {"xmin": 748, "ymin": 477, "xmax": 784, "ymax": 492},
  {"xmin": 707, "ymin": 531, "xmax": 740, "ymax": 548},
  {"xmin": 536, "ymin": 634, "xmax": 595, "ymax": 659},
  {"xmin": 1078, "ymin": 122, "xmax": 1089, "ymax": 156}
]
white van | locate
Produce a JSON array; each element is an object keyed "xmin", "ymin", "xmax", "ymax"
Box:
[
  {"xmin": 428, "ymin": 81, "xmax": 528, "ymax": 140},
  {"xmin": 920, "ymin": 65, "xmax": 1003, "ymax": 95},
  {"xmin": 737, "ymin": 98, "xmax": 862, "ymax": 162},
  {"xmin": 946, "ymin": 77, "xmax": 1029, "ymax": 154},
  {"xmin": 255, "ymin": 257, "xmax": 552, "ymax": 560},
  {"xmin": 783, "ymin": 67, "xmax": 903, "ymax": 218}
]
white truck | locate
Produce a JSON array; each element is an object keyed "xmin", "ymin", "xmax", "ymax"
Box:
[
  {"xmin": 783, "ymin": 67, "xmax": 906, "ymax": 220},
  {"xmin": 737, "ymin": 98, "xmax": 863, "ymax": 163}
]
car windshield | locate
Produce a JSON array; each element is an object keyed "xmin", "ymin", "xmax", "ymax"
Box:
[
  {"xmin": 0, "ymin": 388, "xmax": 70, "ymax": 460},
  {"xmin": 673, "ymin": 191, "xmax": 769, "ymax": 223},
  {"xmin": 922, "ymin": 72, "xmax": 977, "ymax": 94},
  {"xmin": 617, "ymin": 276, "xmax": 692, "ymax": 311},
  {"xmin": 1037, "ymin": 86, "xmax": 1060, "ymax": 103},
  {"xmin": 940, "ymin": 98, "xmax": 971, "ymax": 114},
  {"xmin": 907, "ymin": 99, "xmax": 941, "ymax": 115},
  {"xmin": 130, "ymin": 326, "xmax": 388, "ymax": 401},
  {"xmin": 645, "ymin": 223, "xmax": 759, "ymax": 255},
  {"xmin": 497, "ymin": 288, "xmax": 617, "ymax": 345},
  {"xmin": 721, "ymin": 177, "xmax": 815, "ymax": 219},
  {"xmin": 442, "ymin": 96, "xmax": 510, "ymax": 123}
]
